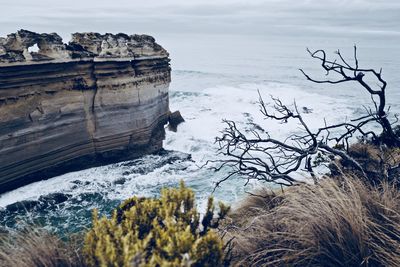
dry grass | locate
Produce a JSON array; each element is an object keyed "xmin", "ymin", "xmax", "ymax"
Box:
[
  {"xmin": 0, "ymin": 227, "xmax": 85, "ymax": 267},
  {"xmin": 227, "ymin": 188, "xmax": 284, "ymax": 227},
  {"xmin": 227, "ymin": 176, "xmax": 400, "ymax": 266}
]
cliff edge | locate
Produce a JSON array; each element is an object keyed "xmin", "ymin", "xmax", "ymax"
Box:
[{"xmin": 0, "ymin": 30, "xmax": 171, "ymax": 193}]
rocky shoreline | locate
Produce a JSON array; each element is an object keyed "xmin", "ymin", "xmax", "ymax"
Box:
[{"xmin": 0, "ymin": 30, "xmax": 171, "ymax": 193}]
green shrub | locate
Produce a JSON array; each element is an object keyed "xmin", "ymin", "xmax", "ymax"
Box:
[{"xmin": 84, "ymin": 181, "xmax": 229, "ymax": 267}]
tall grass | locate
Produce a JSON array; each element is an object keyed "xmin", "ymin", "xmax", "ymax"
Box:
[
  {"xmin": 228, "ymin": 176, "xmax": 400, "ymax": 266},
  {"xmin": 0, "ymin": 227, "xmax": 84, "ymax": 267}
]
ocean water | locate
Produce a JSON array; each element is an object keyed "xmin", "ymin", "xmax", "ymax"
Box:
[{"xmin": 1, "ymin": 24, "xmax": 400, "ymax": 234}]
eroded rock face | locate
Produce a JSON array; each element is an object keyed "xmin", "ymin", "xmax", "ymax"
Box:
[
  {"xmin": 0, "ymin": 29, "xmax": 169, "ymax": 64},
  {"xmin": 0, "ymin": 30, "xmax": 171, "ymax": 193}
]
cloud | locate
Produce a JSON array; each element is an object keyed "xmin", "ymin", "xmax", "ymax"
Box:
[{"xmin": 0, "ymin": 0, "xmax": 399, "ymax": 38}]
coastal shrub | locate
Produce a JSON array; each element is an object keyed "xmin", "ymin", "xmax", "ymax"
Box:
[
  {"xmin": 0, "ymin": 227, "xmax": 84, "ymax": 267},
  {"xmin": 84, "ymin": 181, "xmax": 229, "ymax": 267},
  {"xmin": 227, "ymin": 176, "xmax": 400, "ymax": 266},
  {"xmin": 333, "ymin": 143, "xmax": 400, "ymax": 185}
]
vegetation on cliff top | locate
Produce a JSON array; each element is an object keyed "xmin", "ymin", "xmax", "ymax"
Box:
[{"xmin": 226, "ymin": 174, "xmax": 400, "ymax": 266}]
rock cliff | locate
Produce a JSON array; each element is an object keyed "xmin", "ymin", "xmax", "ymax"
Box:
[{"xmin": 0, "ymin": 30, "xmax": 171, "ymax": 193}]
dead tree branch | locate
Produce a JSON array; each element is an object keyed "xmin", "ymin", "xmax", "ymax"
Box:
[
  {"xmin": 214, "ymin": 93, "xmax": 368, "ymax": 187},
  {"xmin": 214, "ymin": 47, "xmax": 399, "ymax": 188},
  {"xmin": 300, "ymin": 46, "xmax": 400, "ymax": 147}
]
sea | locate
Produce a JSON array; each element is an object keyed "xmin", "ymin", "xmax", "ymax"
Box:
[{"xmin": 0, "ymin": 1, "xmax": 400, "ymax": 235}]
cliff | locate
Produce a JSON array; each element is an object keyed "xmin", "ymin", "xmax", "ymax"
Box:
[{"xmin": 0, "ymin": 30, "xmax": 171, "ymax": 193}]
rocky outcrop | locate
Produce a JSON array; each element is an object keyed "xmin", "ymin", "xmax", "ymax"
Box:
[
  {"xmin": 168, "ymin": 111, "xmax": 185, "ymax": 132},
  {"xmin": 0, "ymin": 30, "xmax": 171, "ymax": 193}
]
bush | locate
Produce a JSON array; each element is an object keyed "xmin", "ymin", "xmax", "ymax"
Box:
[
  {"xmin": 335, "ymin": 143, "xmax": 400, "ymax": 185},
  {"xmin": 227, "ymin": 176, "xmax": 400, "ymax": 266},
  {"xmin": 84, "ymin": 181, "xmax": 229, "ymax": 267}
]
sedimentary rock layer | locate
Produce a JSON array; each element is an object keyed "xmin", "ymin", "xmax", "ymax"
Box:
[{"xmin": 0, "ymin": 30, "xmax": 171, "ymax": 193}]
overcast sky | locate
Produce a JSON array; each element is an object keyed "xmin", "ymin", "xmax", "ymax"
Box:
[{"xmin": 1, "ymin": 0, "xmax": 399, "ymax": 40}]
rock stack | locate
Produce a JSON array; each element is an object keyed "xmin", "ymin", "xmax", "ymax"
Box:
[{"xmin": 0, "ymin": 30, "xmax": 171, "ymax": 193}]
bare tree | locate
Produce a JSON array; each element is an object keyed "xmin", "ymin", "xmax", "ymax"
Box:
[
  {"xmin": 214, "ymin": 47, "xmax": 399, "ymax": 187},
  {"xmin": 300, "ymin": 46, "xmax": 399, "ymax": 147}
]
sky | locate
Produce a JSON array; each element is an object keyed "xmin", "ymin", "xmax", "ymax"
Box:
[{"xmin": 1, "ymin": 0, "xmax": 399, "ymax": 40}]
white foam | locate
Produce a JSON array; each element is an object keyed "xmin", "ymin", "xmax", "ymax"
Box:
[
  {"xmin": 0, "ymin": 80, "xmax": 356, "ymax": 210},
  {"xmin": 0, "ymin": 81, "xmax": 360, "ymax": 212},
  {"xmin": 166, "ymin": 81, "xmax": 353, "ymax": 161}
]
